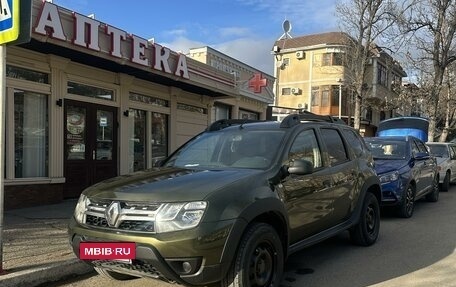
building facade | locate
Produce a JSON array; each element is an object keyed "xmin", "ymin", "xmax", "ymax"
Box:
[
  {"xmin": 4, "ymin": 0, "xmax": 274, "ymax": 209},
  {"xmin": 272, "ymin": 32, "xmax": 406, "ymax": 135}
]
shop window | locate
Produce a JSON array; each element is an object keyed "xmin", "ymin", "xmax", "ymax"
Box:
[
  {"xmin": 67, "ymin": 82, "xmax": 114, "ymax": 101},
  {"xmin": 177, "ymin": 103, "xmax": 207, "ymax": 114},
  {"xmin": 152, "ymin": 113, "xmax": 168, "ymax": 166},
  {"xmin": 14, "ymin": 90, "xmax": 48, "ymax": 178},
  {"xmin": 129, "ymin": 92, "xmax": 168, "ymax": 107},
  {"xmin": 214, "ymin": 104, "xmax": 231, "ymax": 121},
  {"xmin": 6, "ymin": 65, "xmax": 49, "ymax": 84},
  {"xmin": 128, "ymin": 109, "xmax": 146, "ymax": 173},
  {"xmin": 239, "ymin": 109, "xmax": 258, "ymax": 120},
  {"xmin": 127, "ymin": 110, "xmax": 168, "ymax": 171}
]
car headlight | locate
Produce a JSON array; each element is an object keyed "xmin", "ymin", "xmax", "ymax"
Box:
[
  {"xmin": 379, "ymin": 171, "xmax": 400, "ymax": 184},
  {"xmin": 155, "ymin": 201, "xmax": 207, "ymax": 233},
  {"xmin": 74, "ymin": 194, "xmax": 89, "ymax": 223}
]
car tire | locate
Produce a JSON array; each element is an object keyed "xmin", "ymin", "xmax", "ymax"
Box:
[
  {"xmin": 222, "ymin": 223, "xmax": 283, "ymax": 287},
  {"xmin": 350, "ymin": 192, "xmax": 380, "ymax": 246},
  {"xmin": 398, "ymin": 184, "xmax": 415, "ymax": 218},
  {"xmin": 426, "ymin": 176, "xmax": 440, "ymax": 202},
  {"xmin": 441, "ymin": 171, "xmax": 450, "ymax": 192},
  {"xmin": 94, "ymin": 267, "xmax": 138, "ymax": 280}
]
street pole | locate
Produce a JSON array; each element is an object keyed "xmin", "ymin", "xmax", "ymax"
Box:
[
  {"xmin": 338, "ymin": 84, "xmax": 342, "ymax": 119},
  {"xmin": 0, "ymin": 44, "xmax": 6, "ymax": 274}
]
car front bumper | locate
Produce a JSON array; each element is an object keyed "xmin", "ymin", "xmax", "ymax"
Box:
[
  {"xmin": 69, "ymin": 217, "xmax": 241, "ymax": 286},
  {"xmin": 379, "ymin": 179, "xmax": 405, "ymax": 206}
]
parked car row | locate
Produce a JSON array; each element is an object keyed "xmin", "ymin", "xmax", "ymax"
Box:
[{"xmin": 68, "ymin": 113, "xmax": 453, "ymax": 287}]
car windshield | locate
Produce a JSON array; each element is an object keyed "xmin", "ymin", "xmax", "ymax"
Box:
[
  {"xmin": 163, "ymin": 129, "xmax": 285, "ymax": 169},
  {"xmin": 427, "ymin": 145, "xmax": 449, "ymax": 158},
  {"xmin": 365, "ymin": 140, "xmax": 407, "ymax": 160}
]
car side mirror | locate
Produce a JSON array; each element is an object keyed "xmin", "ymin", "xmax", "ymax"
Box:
[
  {"xmin": 287, "ymin": 159, "xmax": 313, "ymax": 175},
  {"xmin": 414, "ymin": 152, "xmax": 429, "ymax": 159}
]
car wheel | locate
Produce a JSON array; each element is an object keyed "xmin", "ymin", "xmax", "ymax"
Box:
[
  {"xmin": 350, "ymin": 192, "xmax": 380, "ymax": 246},
  {"xmin": 426, "ymin": 175, "xmax": 440, "ymax": 202},
  {"xmin": 222, "ymin": 223, "xmax": 283, "ymax": 287},
  {"xmin": 441, "ymin": 171, "xmax": 450, "ymax": 192},
  {"xmin": 94, "ymin": 267, "xmax": 138, "ymax": 280},
  {"xmin": 398, "ymin": 184, "xmax": 415, "ymax": 218}
]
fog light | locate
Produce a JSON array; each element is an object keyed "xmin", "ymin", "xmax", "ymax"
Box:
[
  {"xmin": 182, "ymin": 261, "xmax": 192, "ymax": 273},
  {"xmin": 166, "ymin": 257, "xmax": 202, "ymax": 275}
]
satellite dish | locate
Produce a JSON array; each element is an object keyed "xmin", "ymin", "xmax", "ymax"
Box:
[{"xmin": 283, "ymin": 20, "xmax": 292, "ymax": 33}]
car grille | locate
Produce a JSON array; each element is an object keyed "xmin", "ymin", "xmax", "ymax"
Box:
[
  {"xmin": 83, "ymin": 198, "xmax": 161, "ymax": 233},
  {"xmin": 91, "ymin": 259, "xmax": 172, "ymax": 281}
]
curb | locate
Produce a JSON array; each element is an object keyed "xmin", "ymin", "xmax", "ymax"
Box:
[{"xmin": 0, "ymin": 259, "xmax": 93, "ymax": 287}]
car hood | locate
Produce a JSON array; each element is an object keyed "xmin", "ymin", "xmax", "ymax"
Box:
[
  {"xmin": 374, "ymin": 159, "xmax": 409, "ymax": 175},
  {"xmin": 83, "ymin": 167, "xmax": 262, "ymax": 202}
]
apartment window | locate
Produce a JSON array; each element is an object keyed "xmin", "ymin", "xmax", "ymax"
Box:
[
  {"xmin": 311, "ymin": 87, "xmax": 320, "ymax": 106},
  {"xmin": 322, "ymin": 53, "xmax": 332, "ymax": 66},
  {"xmin": 322, "ymin": 53, "xmax": 344, "ymax": 66},
  {"xmin": 321, "ymin": 86, "xmax": 330, "ymax": 106},
  {"xmin": 391, "ymin": 73, "xmax": 401, "ymax": 91},
  {"xmin": 332, "ymin": 85, "xmax": 341, "ymax": 105},
  {"xmin": 333, "ymin": 53, "xmax": 344, "ymax": 66},
  {"xmin": 14, "ymin": 90, "xmax": 49, "ymax": 178},
  {"xmin": 282, "ymin": 88, "xmax": 291, "ymax": 95},
  {"xmin": 377, "ymin": 63, "xmax": 388, "ymax": 87}
]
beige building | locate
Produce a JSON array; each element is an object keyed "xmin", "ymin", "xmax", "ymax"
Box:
[
  {"xmin": 272, "ymin": 32, "xmax": 406, "ymax": 135},
  {"xmin": 4, "ymin": 0, "xmax": 273, "ymax": 209}
]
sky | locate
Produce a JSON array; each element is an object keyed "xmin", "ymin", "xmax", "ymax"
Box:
[{"xmin": 51, "ymin": 0, "xmax": 340, "ymax": 75}]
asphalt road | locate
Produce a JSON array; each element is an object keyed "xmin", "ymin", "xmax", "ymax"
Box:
[{"xmin": 46, "ymin": 186, "xmax": 456, "ymax": 287}]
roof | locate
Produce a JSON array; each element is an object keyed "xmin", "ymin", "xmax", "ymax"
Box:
[{"xmin": 274, "ymin": 32, "xmax": 352, "ymax": 50}]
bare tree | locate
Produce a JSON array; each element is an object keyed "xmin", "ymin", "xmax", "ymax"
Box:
[
  {"xmin": 439, "ymin": 63, "xmax": 456, "ymax": 141},
  {"xmin": 336, "ymin": 0, "xmax": 400, "ymax": 130},
  {"xmin": 399, "ymin": 0, "xmax": 456, "ymax": 141}
]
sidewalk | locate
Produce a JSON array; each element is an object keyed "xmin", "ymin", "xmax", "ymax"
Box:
[{"xmin": 0, "ymin": 199, "xmax": 93, "ymax": 287}]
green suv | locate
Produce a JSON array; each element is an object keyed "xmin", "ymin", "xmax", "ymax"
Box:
[{"xmin": 69, "ymin": 113, "xmax": 381, "ymax": 287}]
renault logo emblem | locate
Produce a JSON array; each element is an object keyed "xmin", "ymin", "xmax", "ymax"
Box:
[{"xmin": 106, "ymin": 202, "xmax": 121, "ymax": 227}]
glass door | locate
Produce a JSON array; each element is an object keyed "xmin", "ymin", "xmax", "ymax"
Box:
[{"xmin": 64, "ymin": 100, "xmax": 117, "ymax": 198}]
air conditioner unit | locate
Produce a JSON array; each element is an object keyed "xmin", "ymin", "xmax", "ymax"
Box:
[
  {"xmin": 291, "ymin": 87, "xmax": 302, "ymax": 95},
  {"xmin": 296, "ymin": 51, "xmax": 305, "ymax": 59}
]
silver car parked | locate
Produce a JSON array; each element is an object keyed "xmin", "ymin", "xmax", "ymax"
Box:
[{"xmin": 426, "ymin": 142, "xmax": 456, "ymax": 191}]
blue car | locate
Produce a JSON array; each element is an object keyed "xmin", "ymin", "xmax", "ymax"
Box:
[{"xmin": 364, "ymin": 136, "xmax": 439, "ymax": 218}]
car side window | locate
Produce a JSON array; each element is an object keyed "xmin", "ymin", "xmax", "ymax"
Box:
[
  {"xmin": 411, "ymin": 141, "xmax": 420, "ymax": 156},
  {"xmin": 415, "ymin": 140, "xmax": 429, "ymax": 154},
  {"xmin": 342, "ymin": 128, "xmax": 364, "ymax": 157},
  {"xmin": 288, "ymin": 129, "xmax": 322, "ymax": 168},
  {"xmin": 320, "ymin": 128, "xmax": 348, "ymax": 165},
  {"xmin": 450, "ymin": 145, "xmax": 456, "ymax": 160}
]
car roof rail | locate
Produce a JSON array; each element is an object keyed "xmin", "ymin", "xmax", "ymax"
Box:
[
  {"xmin": 280, "ymin": 111, "xmax": 346, "ymax": 128},
  {"xmin": 207, "ymin": 119, "xmax": 263, "ymax": 131}
]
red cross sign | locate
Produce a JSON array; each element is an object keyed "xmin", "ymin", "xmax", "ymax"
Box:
[{"xmin": 248, "ymin": 73, "xmax": 267, "ymax": 93}]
